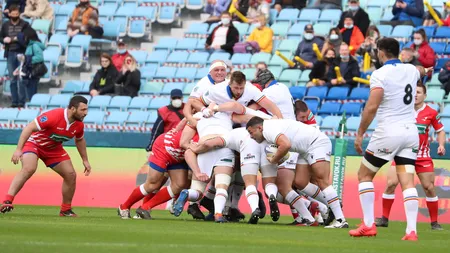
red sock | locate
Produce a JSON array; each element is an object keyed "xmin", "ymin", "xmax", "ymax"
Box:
[
  {"xmin": 142, "ymin": 186, "xmax": 176, "ymax": 210},
  {"xmin": 142, "ymin": 191, "xmax": 157, "ymax": 204},
  {"xmin": 61, "ymin": 203, "xmax": 71, "ymax": 212},
  {"xmin": 426, "ymin": 197, "xmax": 439, "ymax": 223},
  {"xmin": 382, "ymin": 194, "xmax": 395, "ymax": 219},
  {"xmin": 4, "ymin": 194, "xmax": 14, "ymax": 203},
  {"xmin": 122, "ymin": 185, "xmax": 147, "ymax": 210},
  {"xmin": 291, "ymin": 208, "xmax": 299, "ymax": 220}
]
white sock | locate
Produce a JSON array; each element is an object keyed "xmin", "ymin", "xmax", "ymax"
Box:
[
  {"xmin": 403, "ymin": 188, "xmax": 419, "ymax": 234},
  {"xmin": 309, "ymin": 197, "xmax": 328, "ymax": 216},
  {"xmin": 358, "ymin": 182, "xmax": 375, "ymax": 227},
  {"xmin": 245, "ymin": 185, "xmax": 259, "ymax": 212},
  {"xmin": 301, "ymin": 183, "xmax": 328, "ymax": 206},
  {"xmin": 231, "ymin": 172, "xmax": 244, "ymax": 208},
  {"xmin": 214, "ymin": 188, "xmax": 228, "ymax": 215},
  {"xmin": 205, "ymin": 184, "xmax": 216, "ymax": 199},
  {"xmin": 323, "ymin": 185, "xmax": 345, "ymax": 221},
  {"xmin": 187, "ymin": 189, "xmax": 201, "ymax": 202},
  {"xmin": 382, "ymin": 193, "xmax": 395, "ymax": 199},
  {"xmin": 139, "ymin": 184, "xmax": 149, "ymax": 195},
  {"xmin": 302, "ymin": 196, "xmax": 311, "ymax": 207},
  {"xmin": 285, "ymin": 190, "xmax": 315, "ymax": 222},
  {"xmin": 265, "ymin": 183, "xmax": 278, "ymax": 198}
]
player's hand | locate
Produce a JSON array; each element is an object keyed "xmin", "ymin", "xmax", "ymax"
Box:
[
  {"xmin": 11, "ymin": 149, "xmax": 23, "ymax": 165},
  {"xmin": 83, "ymin": 160, "xmax": 92, "ymax": 176},
  {"xmin": 354, "ymin": 135, "xmax": 363, "ymax": 155},
  {"xmin": 208, "ymin": 102, "xmax": 218, "ymax": 112},
  {"xmin": 438, "ymin": 145, "xmax": 446, "ymax": 156},
  {"xmin": 202, "ymin": 107, "xmax": 213, "ymax": 118},
  {"xmin": 195, "ymin": 172, "xmax": 209, "ymax": 182},
  {"xmin": 267, "ymin": 157, "xmax": 279, "ymax": 165}
]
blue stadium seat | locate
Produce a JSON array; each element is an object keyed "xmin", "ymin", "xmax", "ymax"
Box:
[
  {"xmin": 37, "ymin": 33, "xmax": 48, "ymax": 44},
  {"xmin": 141, "ymin": 64, "xmax": 158, "ymax": 80},
  {"xmin": 304, "ymin": 99, "xmax": 319, "ymax": 114},
  {"xmin": 157, "ymin": 4, "xmax": 178, "ymax": 24},
  {"xmin": 269, "ymin": 8, "xmax": 278, "ymax": 25},
  {"xmin": 390, "ymin": 25, "xmax": 414, "ymax": 38},
  {"xmin": 298, "ymin": 9, "xmax": 320, "ymax": 22},
  {"xmin": 271, "ymin": 66, "xmax": 283, "ymax": 79},
  {"xmin": 278, "ymin": 39, "xmax": 300, "ymax": 54},
  {"xmin": 427, "ymin": 103, "xmax": 440, "ymax": 112},
  {"xmin": 0, "ymin": 108, "xmax": 19, "ymax": 124},
  {"xmin": 44, "ymin": 44, "xmax": 62, "ymax": 67},
  {"xmin": 26, "ymin": 94, "xmax": 51, "ymax": 109},
  {"xmin": 367, "ymin": 0, "xmax": 390, "ymax": 8},
  {"xmin": 175, "ymin": 38, "xmax": 198, "ymax": 51},
  {"xmin": 349, "ymin": 87, "xmax": 370, "ymax": 100},
  {"xmin": 146, "ymin": 50, "xmax": 169, "ymax": 64},
  {"xmin": 318, "ymin": 102, "xmax": 341, "ymax": 116},
  {"xmin": 147, "ymin": 110, "xmax": 159, "ymax": 124},
  {"xmin": 139, "ymin": 81, "xmax": 164, "ymax": 95},
  {"xmin": 183, "ymin": 82, "xmax": 196, "ymax": 95},
  {"xmin": 315, "ymin": 115, "xmax": 322, "ymax": 126},
  {"xmin": 48, "ymin": 34, "xmax": 69, "ymax": 53},
  {"xmin": 15, "ymin": 109, "xmax": 40, "ymax": 124},
  {"xmin": 435, "ymin": 58, "xmax": 448, "ymax": 71},
  {"xmin": 313, "ymin": 23, "xmax": 331, "ymax": 36},
  {"xmin": 377, "ymin": 25, "xmax": 393, "ymax": 38},
  {"xmin": 64, "ymin": 45, "xmax": 83, "ymax": 68},
  {"xmin": 433, "ymin": 26, "xmax": 450, "ymax": 38},
  {"xmin": 128, "ymin": 97, "xmax": 152, "ymax": 111},
  {"xmin": 320, "ymin": 115, "xmax": 341, "ymax": 130},
  {"xmin": 71, "ymin": 34, "xmax": 92, "ymax": 53},
  {"xmin": 32, "ymin": 19, "xmax": 51, "ymax": 34},
  {"xmin": 149, "ymin": 97, "xmax": 170, "ymax": 109},
  {"xmin": 367, "ymin": 7, "xmax": 382, "ymax": 24},
  {"xmin": 166, "ymin": 51, "xmax": 190, "ymax": 63},
  {"xmin": 279, "ymin": 69, "xmax": 301, "ymax": 87},
  {"xmin": 129, "ymin": 50, "xmax": 148, "ymax": 66},
  {"xmin": 175, "ymin": 68, "xmax": 197, "ymax": 80},
  {"xmin": 441, "ymin": 104, "xmax": 450, "ymax": 118},
  {"xmin": 61, "ymin": 80, "xmax": 84, "ymax": 94},
  {"xmin": 231, "ymin": 53, "xmax": 252, "ymax": 65},
  {"xmin": 270, "ymin": 23, "xmax": 289, "ymax": 36},
  {"xmin": 89, "ymin": 95, "xmax": 112, "ymax": 110},
  {"xmin": 306, "ymin": 86, "xmax": 328, "ymax": 100},
  {"xmin": 127, "ymin": 111, "xmax": 150, "ymax": 128},
  {"xmin": 430, "ymin": 42, "xmax": 447, "ymax": 54},
  {"xmin": 270, "ymin": 52, "xmax": 293, "ymax": 68},
  {"xmin": 154, "ymin": 67, "xmax": 177, "ymax": 79},
  {"xmin": 415, "ymin": 26, "xmax": 436, "ymax": 38},
  {"xmin": 251, "ymin": 53, "xmax": 272, "ymax": 64},
  {"xmin": 47, "ymin": 94, "xmax": 72, "ymax": 109},
  {"xmin": 287, "ymin": 22, "xmax": 308, "ymax": 40},
  {"xmin": 234, "ymin": 23, "xmax": 249, "ymax": 38},
  {"xmin": 154, "ymin": 37, "xmax": 178, "ymax": 51},
  {"xmin": 187, "ymin": 52, "xmax": 210, "ymax": 65},
  {"xmin": 114, "ymin": 5, "xmax": 135, "ymax": 36},
  {"xmin": 340, "ymin": 102, "xmax": 362, "ymax": 116},
  {"xmin": 135, "ymin": 5, "xmax": 157, "ymax": 23},
  {"xmin": 108, "ymin": 96, "xmax": 132, "ymax": 111},
  {"xmin": 241, "ymin": 68, "xmax": 257, "ymax": 80},
  {"xmin": 98, "ymin": 4, "xmax": 118, "ymax": 18},
  {"xmin": 105, "ymin": 111, "xmax": 130, "ymax": 129},
  {"xmin": 442, "ymin": 119, "xmax": 450, "ymax": 133},
  {"xmin": 207, "ymin": 22, "xmax": 219, "ymax": 33},
  {"xmin": 368, "ymin": 119, "xmax": 378, "ymax": 131},
  {"xmin": 299, "ymin": 69, "xmax": 311, "ymax": 85},
  {"xmin": 195, "ymin": 67, "xmax": 210, "ymax": 80},
  {"xmin": 162, "ymin": 82, "xmax": 185, "ymax": 95},
  {"xmin": 326, "ymin": 87, "xmax": 349, "ymax": 100},
  {"xmin": 186, "ymin": 22, "xmax": 209, "ymax": 35},
  {"xmin": 186, "ymin": 0, "xmax": 204, "ymax": 10},
  {"xmin": 208, "ymin": 52, "xmax": 231, "ymax": 63},
  {"xmin": 196, "ymin": 38, "xmax": 207, "ymax": 50},
  {"xmin": 347, "ymin": 116, "xmax": 361, "ymax": 131},
  {"xmin": 318, "ymin": 9, "xmax": 341, "ymax": 24},
  {"xmin": 276, "ymin": 8, "xmax": 300, "ymax": 23},
  {"xmin": 83, "ymin": 111, "xmax": 105, "ymax": 128}
]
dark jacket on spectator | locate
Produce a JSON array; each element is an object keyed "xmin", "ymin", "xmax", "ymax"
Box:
[
  {"xmin": 206, "ymin": 23, "xmax": 240, "ymax": 54},
  {"xmin": 294, "ymin": 36, "xmax": 324, "ymax": 65},
  {"xmin": 438, "ymin": 60, "xmax": 450, "ymax": 93},
  {"xmin": 392, "ymin": 0, "xmax": 424, "ymax": 27},
  {"xmin": 328, "ymin": 56, "xmax": 360, "ymax": 87},
  {"xmin": 5, "ymin": 0, "xmax": 26, "ymax": 17},
  {"xmin": 115, "ymin": 69, "xmax": 141, "ymax": 97},
  {"xmin": 0, "ymin": 18, "xmax": 30, "ymax": 57},
  {"xmin": 338, "ymin": 8, "xmax": 370, "ymax": 37},
  {"xmin": 309, "ymin": 60, "xmax": 330, "ymax": 82},
  {"xmin": 275, "ymin": 0, "xmax": 307, "ymax": 10},
  {"xmin": 237, "ymin": 0, "xmax": 250, "ymax": 16},
  {"xmin": 90, "ymin": 64, "xmax": 119, "ymax": 95},
  {"xmin": 146, "ymin": 104, "xmax": 185, "ymax": 151}
]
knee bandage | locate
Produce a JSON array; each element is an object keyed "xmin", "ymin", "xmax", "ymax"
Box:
[
  {"xmin": 241, "ymin": 163, "xmax": 259, "ymax": 176},
  {"xmin": 215, "ymin": 174, "xmax": 232, "ymax": 187},
  {"xmin": 191, "ymin": 180, "xmax": 207, "ymax": 193}
]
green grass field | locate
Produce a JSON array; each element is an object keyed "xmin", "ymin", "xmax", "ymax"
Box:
[{"xmin": 0, "ymin": 206, "xmax": 449, "ymax": 253}]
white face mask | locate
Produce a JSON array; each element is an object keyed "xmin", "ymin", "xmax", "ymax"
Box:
[
  {"xmin": 330, "ymin": 34, "xmax": 339, "ymax": 40},
  {"xmin": 254, "ymin": 22, "xmax": 261, "ymax": 28},
  {"xmin": 221, "ymin": 18, "xmax": 230, "ymax": 25},
  {"xmin": 341, "ymin": 54, "xmax": 350, "ymax": 60},
  {"xmin": 413, "ymin": 39, "xmax": 423, "ymax": 46},
  {"xmin": 304, "ymin": 33, "xmax": 314, "ymax": 40},
  {"xmin": 344, "ymin": 24, "xmax": 354, "ymax": 29},
  {"xmin": 171, "ymin": 99, "xmax": 182, "ymax": 108},
  {"xmin": 349, "ymin": 5, "xmax": 359, "ymax": 11}
]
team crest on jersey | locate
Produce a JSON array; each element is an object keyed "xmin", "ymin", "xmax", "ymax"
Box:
[{"xmin": 40, "ymin": 116, "xmax": 48, "ymax": 123}]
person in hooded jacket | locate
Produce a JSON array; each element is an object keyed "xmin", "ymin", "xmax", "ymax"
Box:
[
  {"xmin": 89, "ymin": 53, "xmax": 119, "ymax": 96},
  {"xmin": 20, "ymin": 27, "xmax": 44, "ymax": 101}
]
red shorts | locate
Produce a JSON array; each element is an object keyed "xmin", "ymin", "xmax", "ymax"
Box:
[
  {"xmin": 22, "ymin": 141, "xmax": 70, "ymax": 168},
  {"xmin": 391, "ymin": 159, "xmax": 434, "ymax": 174},
  {"xmin": 148, "ymin": 145, "xmax": 187, "ymax": 173}
]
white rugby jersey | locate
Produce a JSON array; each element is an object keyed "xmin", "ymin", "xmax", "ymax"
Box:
[
  {"xmin": 263, "ymin": 81, "xmax": 295, "ymax": 120},
  {"xmin": 262, "ymin": 119, "xmax": 321, "ymax": 154},
  {"xmin": 190, "ymin": 74, "xmax": 220, "ymax": 98},
  {"xmin": 200, "ymin": 81, "xmax": 266, "ymax": 106},
  {"xmin": 222, "ymin": 127, "xmax": 255, "ymax": 152},
  {"xmin": 196, "ymin": 112, "xmax": 232, "ymax": 138},
  {"xmin": 370, "ymin": 59, "xmax": 419, "ymax": 127}
]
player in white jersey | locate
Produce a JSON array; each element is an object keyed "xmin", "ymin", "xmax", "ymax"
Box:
[
  {"xmin": 246, "ymin": 117, "xmax": 348, "ymax": 228},
  {"xmin": 349, "ymin": 38, "xmax": 420, "ymax": 240}
]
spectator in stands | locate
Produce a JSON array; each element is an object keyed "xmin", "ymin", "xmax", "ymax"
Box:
[
  {"xmin": 20, "ymin": 27, "xmax": 44, "ymax": 101},
  {"xmin": 4, "ymin": 1, "xmax": 26, "ymax": 18},
  {"xmin": 67, "ymin": 0, "xmax": 102, "ymax": 38},
  {"xmin": 411, "ymin": 29, "xmax": 436, "ymax": 77},
  {"xmin": 439, "ymin": 60, "xmax": 450, "ymax": 99},
  {"xmin": 274, "ymin": 0, "xmax": 307, "ymax": 13},
  {"xmin": 111, "ymin": 39, "xmax": 129, "ymax": 72},
  {"xmin": 247, "ymin": 15, "xmax": 273, "ymax": 53},
  {"xmin": 0, "ymin": 5, "xmax": 30, "ymax": 108},
  {"xmin": 205, "ymin": 11, "xmax": 239, "ymax": 55},
  {"xmin": 293, "ymin": 24, "xmax": 324, "ymax": 69},
  {"xmin": 439, "ymin": 2, "xmax": 450, "ymax": 26},
  {"xmin": 21, "ymin": 0, "xmax": 54, "ymax": 21},
  {"xmin": 340, "ymin": 15, "xmax": 364, "ymax": 55},
  {"xmin": 338, "ymin": 0, "xmax": 370, "ymax": 37},
  {"xmin": 423, "ymin": 2, "xmax": 449, "ymax": 26},
  {"xmin": 233, "ymin": 0, "xmax": 250, "ymax": 17},
  {"xmin": 327, "ymin": 43, "xmax": 360, "ymax": 88},
  {"xmin": 321, "ymin": 27, "xmax": 342, "ymax": 57},
  {"xmin": 89, "ymin": 53, "xmax": 119, "ymax": 96},
  {"xmin": 386, "ymin": 0, "xmax": 424, "ymax": 27},
  {"xmin": 400, "ymin": 47, "xmax": 421, "ymax": 66},
  {"xmin": 307, "ymin": 48, "xmax": 336, "ymax": 87},
  {"xmin": 310, "ymin": 0, "xmax": 341, "ymax": 10},
  {"xmin": 204, "ymin": 0, "xmax": 231, "ymax": 24},
  {"xmin": 115, "ymin": 55, "xmax": 141, "ymax": 97},
  {"xmin": 146, "ymin": 89, "xmax": 185, "ymax": 152},
  {"xmin": 357, "ymin": 25, "xmax": 381, "ymax": 69},
  {"xmin": 247, "ymin": 0, "xmax": 270, "ymax": 22}
]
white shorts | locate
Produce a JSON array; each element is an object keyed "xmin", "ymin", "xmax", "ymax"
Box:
[
  {"xmin": 198, "ymin": 148, "xmax": 235, "ymax": 177},
  {"xmin": 297, "ymin": 133, "xmax": 332, "ymax": 165},
  {"xmin": 259, "ymin": 140, "xmax": 278, "ymax": 178},
  {"xmin": 366, "ymin": 124, "xmax": 419, "ymax": 166},
  {"xmin": 240, "ymin": 138, "xmax": 261, "ymax": 166},
  {"xmin": 279, "ymin": 152, "xmax": 299, "ymax": 169}
]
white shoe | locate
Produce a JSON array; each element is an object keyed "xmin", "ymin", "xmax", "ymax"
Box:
[
  {"xmin": 316, "ymin": 213, "xmax": 324, "ymax": 224},
  {"xmin": 117, "ymin": 206, "xmax": 130, "ymax": 219},
  {"xmin": 324, "ymin": 219, "xmax": 349, "ymax": 228}
]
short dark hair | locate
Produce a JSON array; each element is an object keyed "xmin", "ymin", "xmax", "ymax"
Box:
[
  {"xmin": 417, "ymin": 82, "xmax": 427, "ymax": 94},
  {"xmin": 8, "ymin": 5, "xmax": 20, "ymax": 13},
  {"xmin": 246, "ymin": 116, "xmax": 264, "ymax": 129},
  {"xmin": 377, "ymin": 38, "xmax": 399, "ymax": 58},
  {"xmin": 230, "ymin": 71, "xmax": 246, "ymax": 85},
  {"xmin": 414, "ymin": 28, "xmax": 427, "ymax": 42},
  {"xmin": 294, "ymin": 100, "xmax": 309, "ymax": 113},
  {"xmin": 69, "ymin": 96, "xmax": 88, "ymax": 109}
]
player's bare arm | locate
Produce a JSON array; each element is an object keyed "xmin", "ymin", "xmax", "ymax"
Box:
[
  {"xmin": 270, "ymin": 134, "xmax": 291, "ymax": 164},
  {"xmin": 11, "ymin": 120, "xmax": 40, "ymax": 164},
  {"xmin": 189, "ymin": 137, "xmax": 225, "ymax": 154},
  {"xmin": 184, "ymin": 149, "xmax": 209, "ymax": 182},
  {"xmin": 436, "ymin": 130, "xmax": 446, "ymax": 156},
  {"xmin": 210, "ymin": 101, "xmax": 245, "ymax": 115},
  {"xmin": 355, "ymin": 88, "xmax": 384, "ymax": 154},
  {"xmin": 75, "ymin": 137, "xmax": 91, "ymax": 176},
  {"xmin": 257, "ymin": 97, "xmax": 283, "ymax": 119},
  {"xmin": 174, "ymin": 118, "xmax": 188, "ymax": 132},
  {"xmin": 183, "ymin": 99, "xmax": 199, "ymax": 127},
  {"xmin": 180, "ymin": 123, "xmax": 197, "ymax": 150}
]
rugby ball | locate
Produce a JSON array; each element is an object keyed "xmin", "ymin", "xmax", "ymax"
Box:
[{"xmin": 265, "ymin": 144, "xmax": 290, "ymax": 164}]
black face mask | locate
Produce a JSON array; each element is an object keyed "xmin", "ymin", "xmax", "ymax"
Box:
[
  {"xmin": 10, "ymin": 16, "xmax": 19, "ymax": 22},
  {"xmin": 326, "ymin": 57, "xmax": 335, "ymax": 64}
]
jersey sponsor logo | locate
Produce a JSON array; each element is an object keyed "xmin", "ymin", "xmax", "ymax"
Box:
[
  {"xmin": 40, "ymin": 116, "xmax": 48, "ymax": 123},
  {"xmin": 244, "ymin": 153, "xmax": 256, "ymax": 160},
  {"xmin": 412, "ymin": 147, "xmax": 419, "ymax": 153},
  {"xmin": 220, "ymin": 158, "xmax": 233, "ymax": 162},
  {"xmin": 377, "ymin": 148, "xmax": 392, "ymax": 155},
  {"xmin": 416, "ymin": 124, "xmax": 427, "ymax": 134},
  {"xmin": 49, "ymin": 133, "xmax": 72, "ymax": 143}
]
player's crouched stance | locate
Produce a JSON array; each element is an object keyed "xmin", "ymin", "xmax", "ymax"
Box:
[{"xmin": 1, "ymin": 96, "xmax": 91, "ymax": 217}]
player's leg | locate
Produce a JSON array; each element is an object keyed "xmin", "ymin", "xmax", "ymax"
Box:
[
  {"xmin": 416, "ymin": 160, "xmax": 442, "ymax": 230},
  {"xmin": 241, "ymin": 163, "xmax": 261, "ymax": 224},
  {"xmin": 228, "ymin": 170, "xmax": 245, "ymax": 221},
  {"xmin": 294, "ymin": 163, "xmax": 328, "ymax": 207},
  {"xmin": 1, "ymin": 152, "xmax": 39, "ymax": 213},
  {"xmin": 51, "ymin": 160, "xmax": 78, "ymax": 217},
  {"xmin": 260, "ymin": 166, "xmax": 280, "ymax": 222},
  {"xmin": 376, "ymin": 164, "xmax": 398, "ymax": 227},
  {"xmin": 213, "ymin": 166, "xmax": 233, "ymax": 223}
]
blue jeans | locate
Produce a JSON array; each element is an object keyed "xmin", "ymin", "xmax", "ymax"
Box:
[
  {"xmin": 7, "ymin": 51, "xmax": 26, "ymax": 106},
  {"xmin": 22, "ymin": 78, "xmax": 39, "ymax": 102}
]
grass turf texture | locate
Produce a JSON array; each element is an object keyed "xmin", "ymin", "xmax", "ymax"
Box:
[{"xmin": 0, "ymin": 206, "xmax": 449, "ymax": 253}]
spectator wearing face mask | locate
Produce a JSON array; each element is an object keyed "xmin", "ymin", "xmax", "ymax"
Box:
[
  {"xmin": 247, "ymin": 0, "xmax": 270, "ymax": 22},
  {"xmin": 388, "ymin": 0, "xmax": 424, "ymax": 27},
  {"xmin": 309, "ymin": 0, "xmax": 341, "ymax": 10},
  {"xmin": 321, "ymin": 27, "xmax": 342, "ymax": 57},
  {"xmin": 357, "ymin": 25, "xmax": 382, "ymax": 70},
  {"xmin": 4, "ymin": 0, "xmax": 26, "ymax": 19},
  {"xmin": 292, "ymin": 24, "xmax": 324, "ymax": 69},
  {"xmin": 247, "ymin": 15, "xmax": 273, "ymax": 53},
  {"xmin": 410, "ymin": 29, "xmax": 435, "ymax": 78},
  {"xmin": 327, "ymin": 43, "xmax": 360, "ymax": 88},
  {"xmin": 204, "ymin": 0, "xmax": 231, "ymax": 24},
  {"xmin": 338, "ymin": 0, "xmax": 370, "ymax": 36},
  {"xmin": 340, "ymin": 15, "xmax": 364, "ymax": 55},
  {"xmin": 307, "ymin": 48, "xmax": 336, "ymax": 87},
  {"xmin": 205, "ymin": 11, "xmax": 239, "ymax": 54},
  {"xmin": 145, "ymin": 89, "xmax": 185, "ymax": 152},
  {"xmin": 400, "ymin": 48, "xmax": 421, "ymax": 66},
  {"xmin": 111, "ymin": 39, "xmax": 130, "ymax": 71}
]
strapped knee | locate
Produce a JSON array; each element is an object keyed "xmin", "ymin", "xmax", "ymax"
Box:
[
  {"xmin": 191, "ymin": 180, "xmax": 207, "ymax": 194},
  {"xmin": 215, "ymin": 174, "xmax": 231, "ymax": 187}
]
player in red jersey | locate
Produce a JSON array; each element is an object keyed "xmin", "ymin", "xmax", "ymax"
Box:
[
  {"xmin": 0, "ymin": 96, "xmax": 91, "ymax": 216},
  {"xmin": 376, "ymin": 83, "xmax": 446, "ymax": 230},
  {"xmin": 118, "ymin": 119, "xmax": 199, "ymax": 219},
  {"xmin": 295, "ymin": 100, "xmax": 317, "ymax": 127}
]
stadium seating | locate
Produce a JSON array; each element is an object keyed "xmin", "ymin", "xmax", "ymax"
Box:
[
  {"xmin": 108, "ymin": 96, "xmax": 132, "ymax": 111},
  {"xmin": 318, "ymin": 102, "xmax": 341, "ymax": 116},
  {"xmin": 326, "ymin": 87, "xmax": 349, "ymax": 100},
  {"xmin": 15, "ymin": 109, "xmax": 40, "ymax": 125},
  {"xmin": 0, "ymin": 108, "xmax": 20, "ymax": 124},
  {"xmin": 89, "ymin": 96, "xmax": 112, "ymax": 111},
  {"xmin": 26, "ymin": 94, "xmax": 52, "ymax": 109}
]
